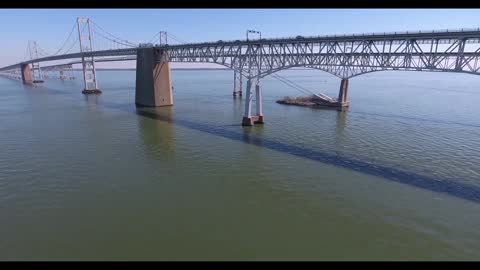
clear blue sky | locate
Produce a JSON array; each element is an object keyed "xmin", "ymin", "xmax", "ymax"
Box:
[{"xmin": 2, "ymin": 9, "xmax": 480, "ymax": 67}]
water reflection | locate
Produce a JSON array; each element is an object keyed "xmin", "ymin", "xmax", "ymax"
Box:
[
  {"xmin": 242, "ymin": 121, "xmax": 265, "ymax": 145},
  {"xmin": 335, "ymin": 109, "xmax": 347, "ymax": 134},
  {"xmin": 334, "ymin": 109, "xmax": 348, "ymax": 157},
  {"xmin": 83, "ymin": 93, "xmax": 100, "ymax": 105},
  {"xmin": 135, "ymin": 106, "xmax": 176, "ymax": 162}
]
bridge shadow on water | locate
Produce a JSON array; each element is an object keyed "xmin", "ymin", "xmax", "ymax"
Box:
[
  {"xmin": 350, "ymin": 110, "xmax": 480, "ymax": 129},
  {"xmin": 103, "ymin": 101, "xmax": 480, "ymax": 204}
]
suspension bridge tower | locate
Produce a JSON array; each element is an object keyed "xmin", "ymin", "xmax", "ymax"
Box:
[
  {"xmin": 77, "ymin": 17, "xmax": 101, "ymax": 94},
  {"xmin": 28, "ymin": 41, "xmax": 44, "ymax": 83}
]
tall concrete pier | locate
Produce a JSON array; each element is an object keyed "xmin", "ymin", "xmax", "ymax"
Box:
[
  {"xmin": 20, "ymin": 64, "xmax": 32, "ymax": 85},
  {"xmin": 135, "ymin": 48, "xmax": 173, "ymax": 107},
  {"xmin": 337, "ymin": 78, "xmax": 349, "ymax": 107}
]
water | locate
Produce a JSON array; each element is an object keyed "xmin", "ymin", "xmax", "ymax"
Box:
[{"xmin": 1, "ymin": 69, "xmax": 480, "ymax": 260}]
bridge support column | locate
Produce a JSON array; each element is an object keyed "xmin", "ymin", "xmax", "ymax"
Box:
[
  {"xmin": 135, "ymin": 48, "xmax": 173, "ymax": 107},
  {"xmin": 255, "ymin": 83, "xmax": 264, "ymax": 124},
  {"xmin": 20, "ymin": 64, "xmax": 32, "ymax": 85},
  {"xmin": 233, "ymin": 69, "xmax": 243, "ymax": 98},
  {"xmin": 337, "ymin": 78, "xmax": 349, "ymax": 107},
  {"xmin": 242, "ymin": 79, "xmax": 263, "ymax": 126}
]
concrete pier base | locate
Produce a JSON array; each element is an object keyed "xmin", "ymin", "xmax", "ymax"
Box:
[
  {"xmin": 135, "ymin": 48, "xmax": 173, "ymax": 107},
  {"xmin": 242, "ymin": 116, "xmax": 254, "ymax": 126},
  {"xmin": 82, "ymin": 89, "xmax": 102, "ymax": 94},
  {"xmin": 242, "ymin": 115, "xmax": 264, "ymax": 126},
  {"xmin": 234, "ymin": 91, "xmax": 243, "ymax": 98}
]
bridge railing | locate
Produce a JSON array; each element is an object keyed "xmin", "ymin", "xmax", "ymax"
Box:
[{"xmin": 287, "ymin": 27, "xmax": 480, "ymax": 40}]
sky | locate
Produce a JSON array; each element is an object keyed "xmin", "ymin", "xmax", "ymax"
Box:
[{"xmin": 1, "ymin": 9, "xmax": 480, "ymax": 68}]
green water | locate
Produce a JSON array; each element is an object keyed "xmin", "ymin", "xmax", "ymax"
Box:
[{"xmin": 1, "ymin": 69, "xmax": 480, "ymax": 260}]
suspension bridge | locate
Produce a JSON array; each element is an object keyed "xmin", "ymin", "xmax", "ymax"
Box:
[{"xmin": 2, "ymin": 17, "xmax": 480, "ymax": 126}]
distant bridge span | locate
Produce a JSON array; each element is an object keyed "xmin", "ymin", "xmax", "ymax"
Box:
[{"xmin": 40, "ymin": 56, "xmax": 137, "ymax": 71}]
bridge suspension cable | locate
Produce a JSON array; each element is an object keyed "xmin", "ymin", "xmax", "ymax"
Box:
[
  {"xmin": 36, "ymin": 45, "xmax": 51, "ymax": 58},
  {"xmin": 93, "ymin": 28, "xmax": 136, "ymax": 49},
  {"xmin": 144, "ymin": 31, "xmax": 188, "ymax": 45},
  {"xmin": 147, "ymin": 32, "xmax": 160, "ymax": 44},
  {"xmin": 89, "ymin": 19, "xmax": 137, "ymax": 48},
  {"xmin": 63, "ymin": 36, "xmax": 80, "ymax": 54},
  {"xmin": 168, "ymin": 33, "xmax": 188, "ymax": 44},
  {"xmin": 27, "ymin": 20, "xmax": 80, "ymax": 58},
  {"xmin": 22, "ymin": 45, "xmax": 30, "ymax": 62},
  {"xmin": 62, "ymin": 22, "xmax": 85, "ymax": 55},
  {"xmin": 51, "ymin": 21, "xmax": 78, "ymax": 56}
]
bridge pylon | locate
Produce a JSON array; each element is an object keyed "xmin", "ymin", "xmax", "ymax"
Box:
[
  {"xmin": 159, "ymin": 31, "xmax": 168, "ymax": 46},
  {"xmin": 28, "ymin": 41, "xmax": 44, "ymax": 83},
  {"xmin": 77, "ymin": 17, "xmax": 101, "ymax": 94}
]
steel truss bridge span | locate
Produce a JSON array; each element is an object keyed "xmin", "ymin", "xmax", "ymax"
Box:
[{"xmin": 3, "ymin": 29, "xmax": 480, "ymax": 79}]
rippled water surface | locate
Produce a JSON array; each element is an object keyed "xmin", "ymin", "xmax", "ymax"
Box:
[{"xmin": 1, "ymin": 69, "xmax": 480, "ymax": 260}]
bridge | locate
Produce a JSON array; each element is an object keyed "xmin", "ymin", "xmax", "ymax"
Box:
[{"xmin": 2, "ymin": 17, "xmax": 480, "ymax": 126}]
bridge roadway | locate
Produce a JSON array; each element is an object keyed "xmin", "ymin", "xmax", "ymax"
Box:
[
  {"xmin": 2, "ymin": 28, "xmax": 480, "ymax": 125},
  {"xmin": 39, "ymin": 56, "xmax": 137, "ymax": 71}
]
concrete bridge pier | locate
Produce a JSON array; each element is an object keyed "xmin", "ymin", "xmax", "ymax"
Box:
[
  {"xmin": 20, "ymin": 64, "xmax": 32, "ymax": 85},
  {"xmin": 135, "ymin": 48, "xmax": 173, "ymax": 107},
  {"xmin": 337, "ymin": 78, "xmax": 350, "ymax": 107},
  {"xmin": 255, "ymin": 82, "xmax": 264, "ymax": 124},
  {"xmin": 242, "ymin": 78, "xmax": 264, "ymax": 126},
  {"xmin": 233, "ymin": 69, "xmax": 243, "ymax": 98}
]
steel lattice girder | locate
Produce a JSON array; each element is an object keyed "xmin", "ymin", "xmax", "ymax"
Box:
[
  {"xmin": 3, "ymin": 30, "xmax": 480, "ymax": 78},
  {"xmin": 166, "ymin": 37, "xmax": 480, "ymax": 78}
]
